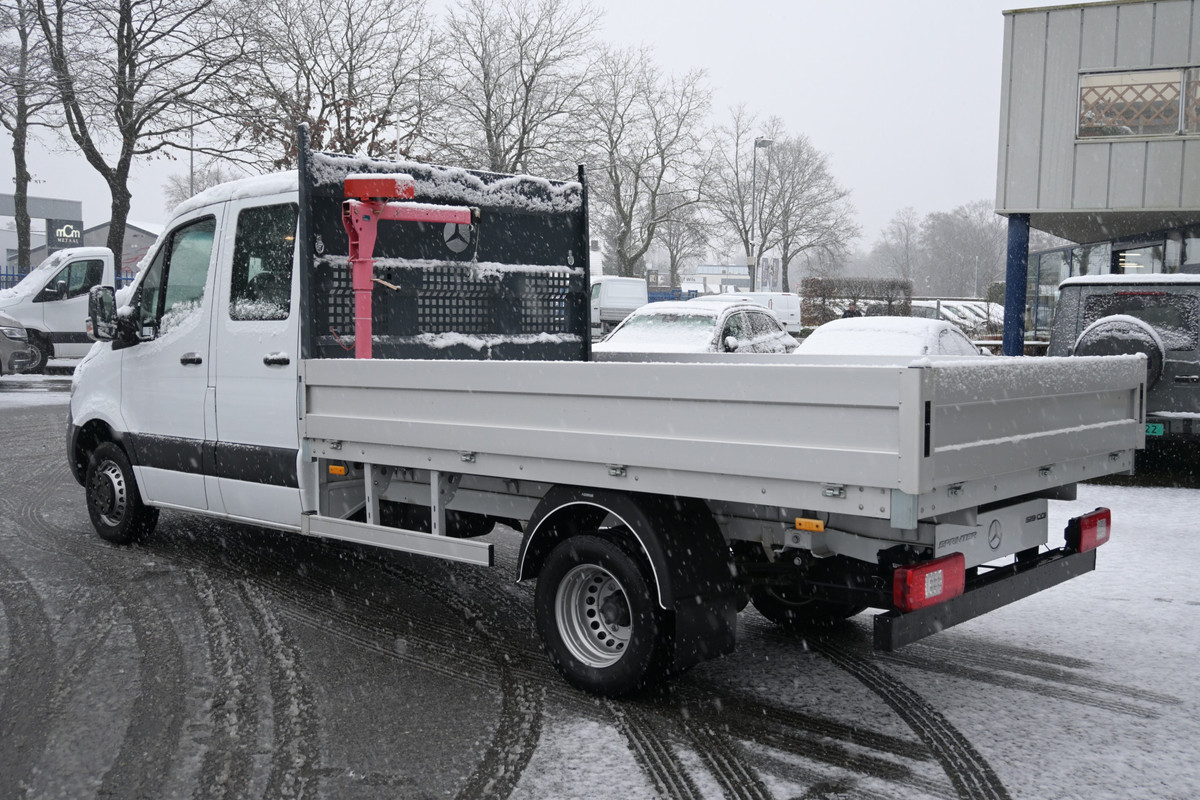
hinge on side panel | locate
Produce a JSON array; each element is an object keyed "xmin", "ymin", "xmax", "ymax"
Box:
[
  {"xmin": 607, "ymin": 464, "xmax": 627, "ymax": 478},
  {"xmin": 459, "ymin": 451, "xmax": 477, "ymax": 463},
  {"xmin": 947, "ymin": 483, "xmax": 964, "ymax": 497},
  {"xmin": 821, "ymin": 483, "xmax": 846, "ymax": 499}
]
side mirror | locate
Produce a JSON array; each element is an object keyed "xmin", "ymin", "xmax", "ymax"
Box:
[
  {"xmin": 724, "ymin": 336, "xmax": 740, "ymax": 352},
  {"xmin": 57, "ymin": 279, "xmax": 69, "ymax": 300},
  {"xmin": 87, "ymin": 286, "xmax": 118, "ymax": 341}
]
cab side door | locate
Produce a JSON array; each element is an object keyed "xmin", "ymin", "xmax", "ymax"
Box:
[
  {"xmin": 36, "ymin": 257, "xmax": 105, "ymax": 357},
  {"xmin": 211, "ymin": 200, "xmax": 302, "ymax": 528},
  {"xmin": 121, "ymin": 212, "xmax": 221, "ymax": 512}
]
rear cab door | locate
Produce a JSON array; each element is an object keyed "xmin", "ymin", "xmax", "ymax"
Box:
[{"xmin": 211, "ymin": 197, "xmax": 303, "ymax": 528}]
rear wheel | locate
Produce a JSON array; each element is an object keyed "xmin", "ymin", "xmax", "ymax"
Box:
[
  {"xmin": 749, "ymin": 586, "xmax": 866, "ymax": 629},
  {"xmin": 738, "ymin": 543, "xmax": 866, "ymax": 629},
  {"xmin": 85, "ymin": 442, "xmax": 158, "ymax": 544},
  {"xmin": 535, "ymin": 535, "xmax": 670, "ymax": 696}
]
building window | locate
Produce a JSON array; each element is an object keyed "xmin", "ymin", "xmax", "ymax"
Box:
[{"xmin": 1078, "ymin": 69, "xmax": 1186, "ymax": 137}]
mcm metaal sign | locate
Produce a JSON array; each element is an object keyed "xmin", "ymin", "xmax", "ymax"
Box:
[{"xmin": 47, "ymin": 219, "xmax": 84, "ymax": 252}]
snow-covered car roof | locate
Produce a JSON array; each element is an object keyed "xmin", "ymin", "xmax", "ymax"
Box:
[
  {"xmin": 796, "ymin": 316, "xmax": 984, "ymax": 357},
  {"xmin": 1061, "ymin": 273, "xmax": 1200, "ymax": 286},
  {"xmin": 592, "ymin": 300, "xmax": 792, "ymax": 354}
]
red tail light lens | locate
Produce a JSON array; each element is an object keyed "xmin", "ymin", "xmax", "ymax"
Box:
[
  {"xmin": 1066, "ymin": 507, "xmax": 1111, "ymax": 553},
  {"xmin": 893, "ymin": 553, "xmax": 965, "ymax": 613}
]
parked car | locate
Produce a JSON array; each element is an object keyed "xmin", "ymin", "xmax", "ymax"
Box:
[
  {"xmin": 1048, "ymin": 273, "xmax": 1200, "ymax": 444},
  {"xmin": 0, "ymin": 310, "xmax": 34, "ymax": 375},
  {"xmin": 795, "ymin": 317, "xmax": 988, "ymax": 357},
  {"xmin": 592, "ymin": 300, "xmax": 796, "ymax": 354},
  {"xmin": 690, "ymin": 292, "xmax": 803, "ymax": 334}
]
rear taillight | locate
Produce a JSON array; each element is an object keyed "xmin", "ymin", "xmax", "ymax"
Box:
[
  {"xmin": 1066, "ymin": 507, "xmax": 1111, "ymax": 553},
  {"xmin": 893, "ymin": 553, "xmax": 965, "ymax": 613}
]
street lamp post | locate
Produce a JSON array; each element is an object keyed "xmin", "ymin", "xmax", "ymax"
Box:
[{"xmin": 749, "ymin": 137, "xmax": 773, "ymax": 291}]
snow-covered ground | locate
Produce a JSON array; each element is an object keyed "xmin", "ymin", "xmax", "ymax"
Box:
[{"xmin": 4, "ymin": 372, "xmax": 1196, "ymax": 798}]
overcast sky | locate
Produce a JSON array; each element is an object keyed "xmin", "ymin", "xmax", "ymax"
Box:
[{"xmin": 1, "ymin": 0, "xmax": 1022, "ymax": 247}]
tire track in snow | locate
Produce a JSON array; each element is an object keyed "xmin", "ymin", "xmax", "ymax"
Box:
[
  {"xmin": 240, "ymin": 581, "xmax": 322, "ymax": 800},
  {"xmin": 12, "ymin": 458, "xmax": 193, "ymax": 799},
  {"xmin": 812, "ymin": 637, "xmax": 1012, "ymax": 800},
  {"xmin": 0, "ymin": 549, "xmax": 58, "ymax": 800}
]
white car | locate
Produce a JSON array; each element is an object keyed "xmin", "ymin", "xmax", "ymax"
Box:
[
  {"xmin": 795, "ymin": 316, "xmax": 988, "ymax": 357},
  {"xmin": 689, "ymin": 292, "xmax": 803, "ymax": 334},
  {"xmin": 592, "ymin": 300, "xmax": 796, "ymax": 354}
]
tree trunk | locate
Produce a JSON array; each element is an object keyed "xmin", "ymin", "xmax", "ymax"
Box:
[{"xmin": 11, "ymin": 118, "xmax": 33, "ymax": 273}]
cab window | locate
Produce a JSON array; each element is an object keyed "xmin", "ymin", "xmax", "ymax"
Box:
[
  {"xmin": 35, "ymin": 258, "xmax": 104, "ymax": 302},
  {"xmin": 230, "ymin": 204, "xmax": 298, "ymax": 321},
  {"xmin": 137, "ymin": 217, "xmax": 216, "ymax": 336}
]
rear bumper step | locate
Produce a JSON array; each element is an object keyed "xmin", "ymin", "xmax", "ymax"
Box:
[{"xmin": 873, "ymin": 548, "xmax": 1097, "ymax": 651}]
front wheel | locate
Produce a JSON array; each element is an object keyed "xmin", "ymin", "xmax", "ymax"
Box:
[
  {"xmin": 85, "ymin": 442, "xmax": 159, "ymax": 544},
  {"xmin": 534, "ymin": 535, "xmax": 670, "ymax": 697},
  {"xmin": 24, "ymin": 332, "xmax": 49, "ymax": 374}
]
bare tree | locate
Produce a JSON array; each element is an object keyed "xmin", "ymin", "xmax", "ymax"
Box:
[
  {"xmin": 161, "ymin": 159, "xmax": 237, "ymax": 207},
  {"xmin": 35, "ymin": 0, "xmax": 247, "ymax": 263},
  {"xmin": 706, "ymin": 106, "xmax": 786, "ymax": 290},
  {"xmin": 439, "ymin": 0, "xmax": 599, "ymax": 175},
  {"xmin": 0, "ymin": 0, "xmax": 58, "ymax": 271},
  {"xmin": 585, "ymin": 47, "xmax": 710, "ymax": 279},
  {"xmin": 874, "ymin": 206, "xmax": 922, "ymax": 285},
  {"xmin": 760, "ymin": 135, "xmax": 857, "ymax": 293},
  {"xmin": 657, "ymin": 196, "xmax": 708, "ymax": 289},
  {"xmin": 919, "ymin": 199, "xmax": 1007, "ymax": 297},
  {"xmin": 220, "ymin": 0, "xmax": 440, "ymax": 170}
]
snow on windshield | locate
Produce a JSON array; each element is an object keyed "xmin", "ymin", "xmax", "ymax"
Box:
[
  {"xmin": 596, "ymin": 310, "xmax": 717, "ymax": 352},
  {"xmin": 0, "ymin": 252, "xmax": 65, "ymax": 302}
]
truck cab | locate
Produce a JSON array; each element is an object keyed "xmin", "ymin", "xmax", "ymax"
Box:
[
  {"xmin": 0, "ymin": 246, "xmax": 115, "ymax": 372},
  {"xmin": 69, "ymin": 176, "xmax": 303, "ymax": 531}
]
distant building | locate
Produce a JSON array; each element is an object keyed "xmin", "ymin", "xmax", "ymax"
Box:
[
  {"xmin": 1, "ymin": 228, "xmax": 47, "ymax": 266},
  {"xmin": 11, "ymin": 220, "xmax": 162, "ymax": 284},
  {"xmin": 679, "ymin": 264, "xmax": 751, "ymax": 294},
  {"xmin": 997, "ymin": 0, "xmax": 1200, "ymax": 339}
]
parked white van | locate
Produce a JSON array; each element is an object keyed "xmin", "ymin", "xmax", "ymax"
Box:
[
  {"xmin": 0, "ymin": 247, "xmax": 116, "ymax": 372},
  {"xmin": 590, "ymin": 275, "xmax": 647, "ymax": 339},
  {"xmin": 691, "ymin": 292, "xmax": 802, "ymax": 334}
]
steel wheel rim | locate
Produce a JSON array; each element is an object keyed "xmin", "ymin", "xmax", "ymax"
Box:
[
  {"xmin": 555, "ymin": 564, "xmax": 631, "ymax": 668},
  {"xmin": 89, "ymin": 460, "xmax": 128, "ymax": 527}
]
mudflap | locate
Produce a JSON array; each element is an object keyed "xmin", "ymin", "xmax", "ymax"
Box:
[{"xmin": 672, "ymin": 593, "xmax": 739, "ymax": 673}]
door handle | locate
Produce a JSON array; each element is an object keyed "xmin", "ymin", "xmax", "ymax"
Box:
[
  {"xmin": 263, "ymin": 352, "xmax": 290, "ymax": 367},
  {"xmin": 1173, "ymin": 374, "xmax": 1200, "ymax": 384},
  {"xmin": 180, "ymin": 352, "xmax": 203, "ymax": 366}
]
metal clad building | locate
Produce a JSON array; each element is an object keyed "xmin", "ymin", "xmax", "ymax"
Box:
[
  {"xmin": 998, "ymin": 0, "xmax": 1200, "ymax": 242},
  {"xmin": 996, "ymin": 0, "xmax": 1200, "ymax": 343}
]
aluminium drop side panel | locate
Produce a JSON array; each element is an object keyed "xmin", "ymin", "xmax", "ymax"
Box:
[
  {"xmin": 920, "ymin": 355, "xmax": 1145, "ymax": 492},
  {"xmin": 300, "ymin": 358, "xmax": 913, "ymax": 515}
]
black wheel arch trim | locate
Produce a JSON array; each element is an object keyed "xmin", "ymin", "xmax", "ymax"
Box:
[
  {"xmin": 519, "ymin": 488, "xmax": 730, "ymax": 604},
  {"xmin": 520, "ymin": 486, "xmax": 739, "ymax": 672}
]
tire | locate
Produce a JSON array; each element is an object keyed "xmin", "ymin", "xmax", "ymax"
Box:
[
  {"xmin": 1073, "ymin": 315, "xmax": 1165, "ymax": 388},
  {"xmin": 534, "ymin": 535, "xmax": 670, "ymax": 697},
  {"xmin": 736, "ymin": 542, "xmax": 866, "ymax": 630},
  {"xmin": 85, "ymin": 442, "xmax": 159, "ymax": 544},
  {"xmin": 749, "ymin": 587, "xmax": 866, "ymax": 630},
  {"xmin": 24, "ymin": 332, "xmax": 49, "ymax": 374}
]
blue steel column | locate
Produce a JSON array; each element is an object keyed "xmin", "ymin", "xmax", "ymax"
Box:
[{"xmin": 1003, "ymin": 213, "xmax": 1030, "ymax": 356}]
